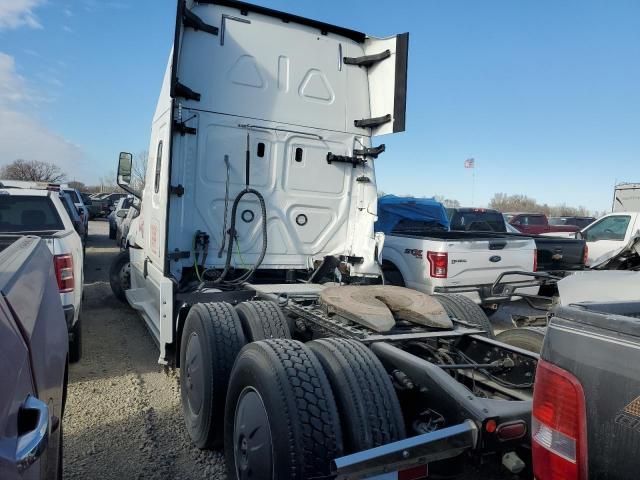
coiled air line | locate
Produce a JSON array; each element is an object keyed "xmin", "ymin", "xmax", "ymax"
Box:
[{"xmin": 213, "ymin": 128, "xmax": 267, "ymax": 285}]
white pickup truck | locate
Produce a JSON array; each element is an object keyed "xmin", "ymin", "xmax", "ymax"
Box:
[
  {"xmin": 0, "ymin": 188, "xmax": 84, "ymax": 362},
  {"xmin": 378, "ymin": 197, "xmax": 538, "ymax": 305},
  {"xmin": 546, "ymin": 211, "xmax": 640, "ymax": 266}
]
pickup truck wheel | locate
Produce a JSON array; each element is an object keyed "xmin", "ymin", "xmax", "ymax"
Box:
[
  {"xmin": 382, "ymin": 263, "xmax": 405, "ymax": 287},
  {"xmin": 436, "ymin": 294, "xmax": 495, "ymax": 337},
  {"xmin": 109, "ymin": 250, "xmax": 130, "ymax": 303},
  {"xmin": 181, "ymin": 302, "xmax": 246, "ymax": 449},
  {"xmin": 235, "ymin": 301, "xmax": 291, "ymax": 341},
  {"xmin": 224, "ymin": 339, "xmax": 342, "ymax": 480},
  {"xmin": 69, "ymin": 319, "xmax": 82, "ymax": 363},
  {"xmin": 307, "ymin": 338, "xmax": 405, "ymax": 453},
  {"xmin": 495, "ymin": 327, "xmax": 545, "ymax": 353}
]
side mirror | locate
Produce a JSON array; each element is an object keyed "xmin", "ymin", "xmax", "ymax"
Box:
[
  {"xmin": 117, "ymin": 152, "xmax": 133, "ymax": 186},
  {"xmin": 575, "ymin": 231, "xmax": 584, "ymax": 240},
  {"xmin": 116, "ymin": 210, "xmax": 128, "ymax": 218}
]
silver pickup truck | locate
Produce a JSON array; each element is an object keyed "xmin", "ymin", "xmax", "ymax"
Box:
[{"xmin": 0, "ymin": 237, "xmax": 68, "ymax": 480}]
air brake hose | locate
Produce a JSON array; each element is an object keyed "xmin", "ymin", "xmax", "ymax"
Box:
[
  {"xmin": 214, "ymin": 129, "xmax": 268, "ymax": 285},
  {"xmin": 213, "ymin": 188, "xmax": 267, "ymax": 285}
]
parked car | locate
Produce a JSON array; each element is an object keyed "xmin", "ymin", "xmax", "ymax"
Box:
[
  {"xmin": 449, "ymin": 207, "xmax": 587, "ymax": 275},
  {"xmin": 59, "ymin": 190, "xmax": 87, "ymax": 246},
  {"xmin": 548, "ymin": 211, "xmax": 640, "ymax": 266},
  {"xmin": 0, "ymin": 236, "xmax": 68, "ymax": 480},
  {"xmin": 108, "ymin": 196, "xmax": 133, "ymax": 240},
  {"xmin": 447, "ymin": 207, "xmax": 507, "ymax": 232},
  {"xmin": 91, "ymin": 193, "xmax": 128, "ymax": 218},
  {"xmin": 507, "ymin": 212, "xmax": 580, "ymax": 235},
  {"xmin": 379, "ymin": 196, "xmax": 539, "ymax": 306},
  {"xmin": 533, "ymin": 286, "xmax": 640, "ymax": 479},
  {"xmin": 549, "ymin": 215, "xmax": 596, "ymax": 229},
  {"xmin": 62, "ymin": 187, "xmax": 89, "ymax": 232},
  {"xmin": 118, "ymin": 199, "xmax": 139, "ymax": 248},
  {"xmin": 0, "ymin": 187, "xmax": 84, "ymax": 361}
]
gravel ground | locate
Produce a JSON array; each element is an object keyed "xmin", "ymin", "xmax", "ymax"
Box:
[
  {"xmin": 64, "ymin": 220, "xmax": 533, "ymax": 480},
  {"xmin": 64, "ymin": 220, "xmax": 227, "ymax": 480}
]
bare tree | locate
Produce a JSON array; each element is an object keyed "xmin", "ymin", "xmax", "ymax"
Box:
[
  {"xmin": 0, "ymin": 159, "xmax": 66, "ymax": 183},
  {"xmin": 434, "ymin": 195, "xmax": 461, "ymax": 208},
  {"xmin": 68, "ymin": 180, "xmax": 86, "ymax": 191},
  {"xmin": 132, "ymin": 150, "xmax": 148, "ymax": 191}
]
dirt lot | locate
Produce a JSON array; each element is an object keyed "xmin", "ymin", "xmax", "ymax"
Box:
[
  {"xmin": 64, "ymin": 220, "xmax": 226, "ymax": 479},
  {"xmin": 64, "ymin": 220, "xmax": 525, "ymax": 480}
]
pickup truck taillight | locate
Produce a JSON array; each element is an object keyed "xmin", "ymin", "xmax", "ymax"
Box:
[
  {"xmin": 532, "ymin": 359, "xmax": 587, "ymax": 480},
  {"xmin": 533, "ymin": 249, "xmax": 538, "ymax": 272},
  {"xmin": 583, "ymin": 244, "xmax": 588, "ymax": 266},
  {"xmin": 54, "ymin": 254, "xmax": 74, "ymax": 293},
  {"xmin": 427, "ymin": 251, "xmax": 448, "ymax": 278}
]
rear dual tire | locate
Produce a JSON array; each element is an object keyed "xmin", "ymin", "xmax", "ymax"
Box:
[
  {"xmin": 224, "ymin": 338, "xmax": 405, "ymax": 480},
  {"xmin": 180, "ymin": 302, "xmax": 246, "ymax": 449}
]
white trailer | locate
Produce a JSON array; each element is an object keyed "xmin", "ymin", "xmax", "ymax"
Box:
[
  {"xmin": 613, "ymin": 183, "xmax": 640, "ymax": 212},
  {"xmin": 111, "ymin": 2, "xmax": 537, "ymax": 478}
]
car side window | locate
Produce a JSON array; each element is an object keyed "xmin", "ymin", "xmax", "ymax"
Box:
[
  {"xmin": 583, "ymin": 216, "xmax": 631, "ymax": 242},
  {"xmin": 154, "ymin": 140, "xmax": 163, "ymax": 194}
]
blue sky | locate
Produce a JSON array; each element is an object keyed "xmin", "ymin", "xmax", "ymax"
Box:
[{"xmin": 0, "ymin": 0, "xmax": 638, "ymax": 212}]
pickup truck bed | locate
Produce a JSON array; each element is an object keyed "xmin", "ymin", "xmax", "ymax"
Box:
[
  {"xmin": 383, "ymin": 229, "xmax": 538, "ymax": 304},
  {"xmin": 535, "ymin": 302, "xmax": 640, "ymax": 479}
]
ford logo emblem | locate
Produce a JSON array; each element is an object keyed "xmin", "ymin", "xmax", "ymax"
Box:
[{"xmin": 489, "ymin": 255, "xmax": 502, "ymax": 263}]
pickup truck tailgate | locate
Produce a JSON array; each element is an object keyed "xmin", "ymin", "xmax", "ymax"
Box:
[
  {"xmin": 545, "ymin": 305, "xmax": 640, "ymax": 478},
  {"xmin": 446, "ymin": 237, "xmax": 535, "ymax": 286}
]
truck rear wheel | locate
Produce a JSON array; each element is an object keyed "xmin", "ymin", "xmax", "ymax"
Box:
[
  {"xmin": 495, "ymin": 327, "xmax": 545, "ymax": 353},
  {"xmin": 436, "ymin": 294, "xmax": 495, "ymax": 337},
  {"xmin": 224, "ymin": 339, "xmax": 343, "ymax": 480},
  {"xmin": 307, "ymin": 338, "xmax": 405, "ymax": 453},
  {"xmin": 235, "ymin": 301, "xmax": 291, "ymax": 341},
  {"xmin": 109, "ymin": 250, "xmax": 130, "ymax": 303},
  {"xmin": 180, "ymin": 302, "xmax": 246, "ymax": 449}
]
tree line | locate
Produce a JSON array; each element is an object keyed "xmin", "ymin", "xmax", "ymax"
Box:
[{"xmin": 0, "ymin": 152, "xmax": 148, "ymax": 193}]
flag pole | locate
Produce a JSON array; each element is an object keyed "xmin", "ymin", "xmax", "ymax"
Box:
[{"xmin": 472, "ymin": 168, "xmax": 475, "ymax": 206}]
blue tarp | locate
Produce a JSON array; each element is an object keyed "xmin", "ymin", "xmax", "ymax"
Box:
[{"xmin": 375, "ymin": 195, "xmax": 449, "ymax": 234}]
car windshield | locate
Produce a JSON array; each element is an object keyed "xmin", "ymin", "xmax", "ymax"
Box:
[
  {"xmin": 0, "ymin": 195, "xmax": 64, "ymax": 232},
  {"xmin": 450, "ymin": 211, "xmax": 506, "ymax": 232}
]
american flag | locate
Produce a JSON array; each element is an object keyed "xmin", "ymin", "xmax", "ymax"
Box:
[{"xmin": 464, "ymin": 158, "xmax": 475, "ymax": 169}]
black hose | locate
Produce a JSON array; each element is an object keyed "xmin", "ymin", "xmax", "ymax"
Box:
[{"xmin": 213, "ymin": 188, "xmax": 267, "ymax": 285}]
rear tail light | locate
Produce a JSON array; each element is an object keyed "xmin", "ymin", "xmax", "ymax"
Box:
[
  {"xmin": 533, "ymin": 249, "xmax": 538, "ymax": 272},
  {"xmin": 427, "ymin": 251, "xmax": 448, "ymax": 278},
  {"xmin": 583, "ymin": 244, "xmax": 588, "ymax": 266},
  {"xmin": 532, "ymin": 359, "xmax": 587, "ymax": 480},
  {"xmin": 54, "ymin": 254, "xmax": 74, "ymax": 293}
]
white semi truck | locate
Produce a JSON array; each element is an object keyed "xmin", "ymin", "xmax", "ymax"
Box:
[{"xmin": 111, "ymin": 1, "xmax": 538, "ymax": 478}]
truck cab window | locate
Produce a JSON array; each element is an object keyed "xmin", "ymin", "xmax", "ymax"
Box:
[{"xmin": 154, "ymin": 140, "xmax": 163, "ymax": 194}]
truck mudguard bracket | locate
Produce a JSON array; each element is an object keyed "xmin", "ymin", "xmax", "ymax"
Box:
[
  {"xmin": 343, "ymin": 49, "xmax": 391, "ymax": 68},
  {"xmin": 332, "ymin": 420, "xmax": 477, "ymax": 480},
  {"xmin": 173, "ymin": 119, "xmax": 197, "ymax": 136},
  {"xmin": 353, "ymin": 144, "xmax": 386, "ymax": 159},
  {"xmin": 173, "ymin": 80, "xmax": 201, "ymax": 102},
  {"xmin": 183, "ymin": 7, "xmax": 219, "ymax": 36},
  {"xmin": 339, "ymin": 255, "xmax": 364, "ymax": 265},
  {"xmin": 354, "ymin": 113, "xmax": 392, "ymax": 129},
  {"xmin": 327, "ymin": 153, "xmax": 367, "ymax": 168}
]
